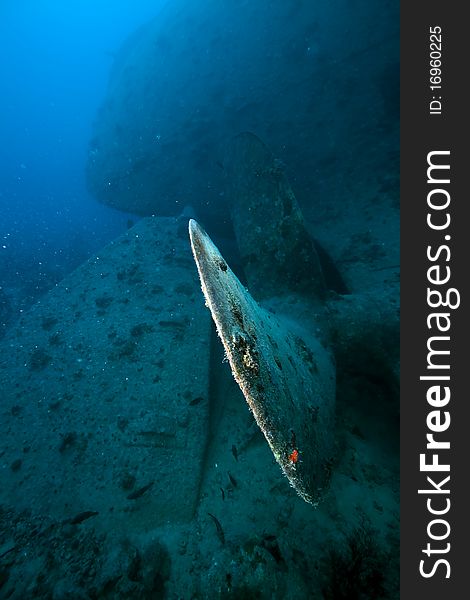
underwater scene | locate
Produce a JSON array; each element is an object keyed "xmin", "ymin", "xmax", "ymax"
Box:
[{"xmin": 0, "ymin": 1, "xmax": 399, "ymax": 598}]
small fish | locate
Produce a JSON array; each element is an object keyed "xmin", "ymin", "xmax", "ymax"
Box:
[
  {"xmin": 231, "ymin": 445, "xmax": 238, "ymax": 461},
  {"xmin": 0, "ymin": 541, "xmax": 16, "ymax": 558},
  {"xmin": 190, "ymin": 396, "xmax": 204, "ymax": 406},
  {"xmin": 208, "ymin": 512, "xmax": 225, "ymax": 545},
  {"xmin": 69, "ymin": 511, "xmax": 99, "ymax": 525},
  {"xmin": 220, "ymin": 487, "xmax": 225, "ymax": 501},
  {"xmin": 127, "ymin": 481, "xmax": 154, "ymax": 500},
  {"xmin": 228, "ymin": 472, "xmax": 238, "ymax": 487}
]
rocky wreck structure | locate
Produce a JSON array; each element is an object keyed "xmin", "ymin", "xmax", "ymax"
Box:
[
  {"xmin": 86, "ymin": 0, "xmax": 398, "ymax": 240},
  {"xmin": 0, "ymin": 132, "xmax": 398, "ymax": 598}
]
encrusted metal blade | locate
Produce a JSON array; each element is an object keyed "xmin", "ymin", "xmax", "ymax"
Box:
[{"xmin": 189, "ymin": 219, "xmax": 335, "ymax": 504}]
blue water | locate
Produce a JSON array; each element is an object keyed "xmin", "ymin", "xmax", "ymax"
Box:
[{"xmin": 0, "ymin": 1, "xmax": 161, "ymax": 306}]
